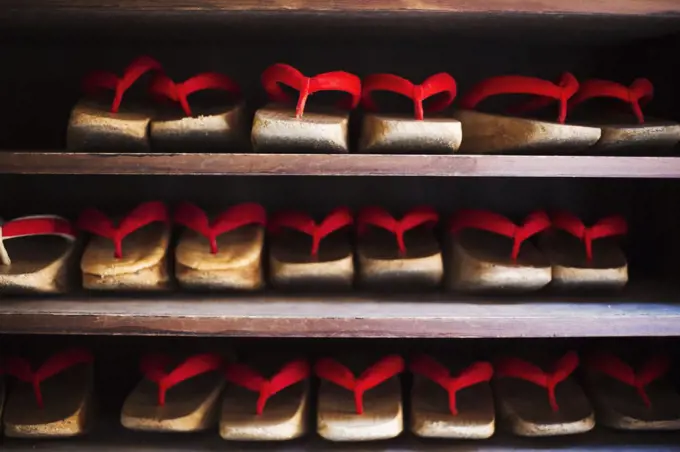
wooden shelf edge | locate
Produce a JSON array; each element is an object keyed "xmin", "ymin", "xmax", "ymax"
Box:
[
  {"xmin": 1, "ymin": 289, "xmax": 679, "ymax": 337},
  {"xmin": 1, "ymin": 152, "xmax": 680, "ymax": 177}
]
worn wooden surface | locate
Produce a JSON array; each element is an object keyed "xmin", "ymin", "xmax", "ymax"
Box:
[
  {"xmin": 0, "ymin": 283, "xmax": 679, "ymax": 337},
  {"xmin": 2, "ymin": 153, "xmax": 680, "ymax": 178}
]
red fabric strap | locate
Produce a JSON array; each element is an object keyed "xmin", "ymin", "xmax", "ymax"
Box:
[
  {"xmin": 140, "ymin": 353, "xmax": 223, "ymax": 406},
  {"xmin": 0, "ymin": 215, "xmax": 76, "ymax": 266},
  {"xmin": 585, "ymin": 353, "xmax": 669, "ymax": 408},
  {"xmin": 268, "ymin": 207, "xmax": 353, "ymax": 257},
  {"xmin": 174, "ymin": 202, "xmax": 266, "ymax": 254},
  {"xmin": 410, "ymin": 355, "xmax": 493, "ymax": 416},
  {"xmin": 76, "ymin": 201, "xmax": 169, "ymax": 259},
  {"xmin": 495, "ymin": 351, "xmax": 579, "ymax": 412},
  {"xmin": 357, "ymin": 206, "xmax": 439, "ymax": 255},
  {"xmin": 361, "ymin": 73, "xmax": 457, "ymax": 120},
  {"xmin": 314, "ymin": 355, "xmax": 404, "ymax": 415},
  {"xmin": 149, "ymin": 72, "xmax": 241, "ymax": 117},
  {"xmin": 449, "ymin": 210, "xmax": 551, "ymax": 260},
  {"xmin": 551, "ymin": 212, "xmax": 627, "ymax": 261},
  {"xmin": 5, "ymin": 348, "xmax": 93, "ymax": 409},
  {"xmin": 224, "ymin": 359, "xmax": 310, "ymax": 415},
  {"xmin": 82, "ymin": 55, "xmax": 163, "ymax": 113},
  {"xmin": 569, "ymin": 78, "xmax": 654, "ymax": 124},
  {"xmin": 460, "ymin": 73, "xmax": 580, "ymax": 124},
  {"xmin": 261, "ymin": 63, "xmax": 361, "ymax": 118}
]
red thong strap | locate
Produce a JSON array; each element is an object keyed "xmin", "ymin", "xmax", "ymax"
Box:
[
  {"xmin": 449, "ymin": 210, "xmax": 551, "ymax": 261},
  {"xmin": 460, "ymin": 73, "xmax": 579, "ymax": 124},
  {"xmin": 224, "ymin": 359, "xmax": 310, "ymax": 415},
  {"xmin": 5, "ymin": 348, "xmax": 93, "ymax": 409},
  {"xmin": 357, "ymin": 206, "xmax": 438, "ymax": 256},
  {"xmin": 140, "ymin": 353, "xmax": 223, "ymax": 406},
  {"xmin": 551, "ymin": 212, "xmax": 627, "ymax": 261},
  {"xmin": 174, "ymin": 202, "xmax": 266, "ymax": 254},
  {"xmin": 82, "ymin": 55, "xmax": 163, "ymax": 113},
  {"xmin": 0, "ymin": 215, "xmax": 76, "ymax": 266},
  {"xmin": 361, "ymin": 73, "xmax": 457, "ymax": 120},
  {"xmin": 315, "ymin": 355, "xmax": 405, "ymax": 415},
  {"xmin": 586, "ymin": 353, "xmax": 669, "ymax": 408},
  {"xmin": 268, "ymin": 207, "xmax": 353, "ymax": 257},
  {"xmin": 149, "ymin": 72, "xmax": 241, "ymax": 117},
  {"xmin": 76, "ymin": 201, "xmax": 169, "ymax": 259},
  {"xmin": 261, "ymin": 63, "xmax": 362, "ymax": 118},
  {"xmin": 495, "ymin": 351, "xmax": 579, "ymax": 412},
  {"xmin": 569, "ymin": 78, "xmax": 654, "ymax": 124},
  {"xmin": 410, "ymin": 355, "xmax": 493, "ymax": 416}
]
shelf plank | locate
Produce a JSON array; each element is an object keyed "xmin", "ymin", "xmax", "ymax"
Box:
[
  {"xmin": 4, "ymin": 0, "xmax": 680, "ymax": 16},
  {"xmin": 1, "ymin": 152, "xmax": 680, "ymax": 177},
  {"xmin": 1, "ymin": 285, "xmax": 679, "ymax": 337}
]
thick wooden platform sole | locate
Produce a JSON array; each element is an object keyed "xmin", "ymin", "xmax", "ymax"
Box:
[{"xmin": 359, "ymin": 113, "xmax": 462, "ymax": 154}]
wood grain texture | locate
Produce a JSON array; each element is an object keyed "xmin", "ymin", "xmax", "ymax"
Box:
[
  {"xmin": 0, "ymin": 284, "xmax": 679, "ymax": 338},
  {"xmin": 2, "ymin": 152, "xmax": 680, "ymax": 178},
  {"xmin": 4, "ymin": 0, "xmax": 680, "ymax": 15}
]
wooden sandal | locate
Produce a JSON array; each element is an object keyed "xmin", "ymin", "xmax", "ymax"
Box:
[
  {"xmin": 220, "ymin": 358, "xmax": 310, "ymax": 440},
  {"xmin": 583, "ymin": 352, "xmax": 680, "ymax": 430},
  {"xmin": 67, "ymin": 56, "xmax": 162, "ymax": 152},
  {"xmin": 174, "ymin": 202, "xmax": 266, "ymax": 290},
  {"xmin": 540, "ymin": 212, "xmax": 628, "ymax": 290},
  {"xmin": 0, "ymin": 215, "xmax": 77, "ymax": 294},
  {"xmin": 4, "ymin": 348, "xmax": 94, "ymax": 438},
  {"xmin": 358, "ymin": 73, "xmax": 461, "ymax": 153},
  {"xmin": 315, "ymin": 355, "xmax": 405, "ymax": 441},
  {"xmin": 252, "ymin": 63, "xmax": 361, "ymax": 153},
  {"xmin": 493, "ymin": 351, "xmax": 595, "ymax": 436},
  {"xmin": 454, "ymin": 73, "xmax": 601, "ymax": 154},
  {"xmin": 77, "ymin": 201, "xmax": 171, "ymax": 291},
  {"xmin": 409, "ymin": 354, "xmax": 494, "ymax": 439},
  {"xmin": 566, "ymin": 78, "xmax": 680, "ymax": 152},
  {"xmin": 121, "ymin": 353, "xmax": 225, "ymax": 432},
  {"xmin": 446, "ymin": 210, "xmax": 552, "ymax": 292},
  {"xmin": 356, "ymin": 206, "xmax": 443, "ymax": 290},
  {"xmin": 268, "ymin": 207, "xmax": 354, "ymax": 289},
  {"xmin": 149, "ymin": 71, "xmax": 248, "ymax": 151}
]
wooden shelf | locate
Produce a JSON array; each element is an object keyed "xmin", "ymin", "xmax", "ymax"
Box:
[
  {"xmin": 1, "ymin": 152, "xmax": 680, "ymax": 177},
  {"xmin": 1, "ymin": 284, "xmax": 679, "ymax": 337}
]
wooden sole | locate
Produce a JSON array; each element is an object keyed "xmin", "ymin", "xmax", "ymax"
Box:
[
  {"xmin": 358, "ymin": 113, "xmax": 462, "ymax": 154},
  {"xmin": 584, "ymin": 371, "xmax": 680, "ymax": 430},
  {"xmin": 410, "ymin": 375, "xmax": 494, "ymax": 439},
  {"xmin": 251, "ymin": 104, "xmax": 349, "ymax": 153},
  {"xmin": 317, "ymin": 377, "xmax": 403, "ymax": 441},
  {"xmin": 150, "ymin": 103, "xmax": 248, "ymax": 151},
  {"xmin": 357, "ymin": 228, "xmax": 443, "ymax": 290},
  {"xmin": 121, "ymin": 371, "xmax": 225, "ymax": 432},
  {"xmin": 219, "ymin": 381, "xmax": 309, "ymax": 441},
  {"xmin": 454, "ymin": 110, "xmax": 601, "ymax": 154},
  {"xmin": 81, "ymin": 224, "xmax": 171, "ymax": 291},
  {"xmin": 540, "ymin": 231, "xmax": 627, "ymax": 290},
  {"xmin": 175, "ymin": 226, "xmax": 264, "ymax": 290},
  {"xmin": 494, "ymin": 377, "xmax": 595, "ymax": 437},
  {"xmin": 594, "ymin": 121, "xmax": 680, "ymax": 152},
  {"xmin": 446, "ymin": 230, "xmax": 551, "ymax": 292},
  {"xmin": 4, "ymin": 365, "xmax": 93, "ymax": 438},
  {"xmin": 0, "ymin": 236, "xmax": 77, "ymax": 294},
  {"xmin": 67, "ymin": 98, "xmax": 152, "ymax": 152},
  {"xmin": 269, "ymin": 231, "xmax": 353, "ymax": 289}
]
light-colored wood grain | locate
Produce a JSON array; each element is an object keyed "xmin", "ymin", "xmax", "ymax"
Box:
[
  {"xmin": 317, "ymin": 377, "xmax": 403, "ymax": 441},
  {"xmin": 446, "ymin": 230, "xmax": 551, "ymax": 292},
  {"xmin": 359, "ymin": 113, "xmax": 461, "ymax": 154},
  {"xmin": 81, "ymin": 223, "xmax": 170, "ymax": 290},
  {"xmin": 220, "ymin": 381, "xmax": 309, "ymax": 440},
  {"xmin": 4, "ymin": 364, "xmax": 93, "ymax": 438},
  {"xmin": 411, "ymin": 375, "xmax": 494, "ymax": 439},
  {"xmin": 121, "ymin": 371, "xmax": 225, "ymax": 432},
  {"xmin": 175, "ymin": 226, "xmax": 264, "ymax": 290},
  {"xmin": 0, "ymin": 236, "xmax": 76, "ymax": 294}
]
